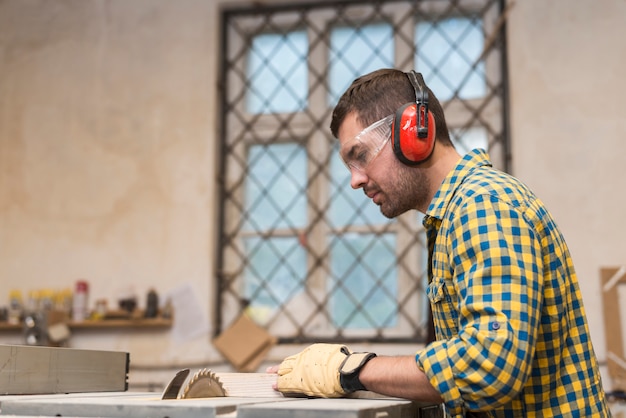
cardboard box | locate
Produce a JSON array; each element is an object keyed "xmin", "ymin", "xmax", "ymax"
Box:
[
  {"xmin": 213, "ymin": 314, "xmax": 276, "ymax": 372},
  {"xmin": 601, "ymin": 266, "xmax": 626, "ymax": 390}
]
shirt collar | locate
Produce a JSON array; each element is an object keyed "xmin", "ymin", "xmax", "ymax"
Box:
[{"xmin": 425, "ymin": 148, "xmax": 493, "ymax": 221}]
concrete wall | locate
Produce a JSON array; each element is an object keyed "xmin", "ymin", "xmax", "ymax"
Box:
[{"xmin": 1, "ymin": 0, "xmax": 625, "ymax": 390}]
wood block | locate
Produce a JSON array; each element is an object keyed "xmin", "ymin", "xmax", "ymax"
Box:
[{"xmin": 0, "ymin": 344, "xmax": 128, "ymax": 395}]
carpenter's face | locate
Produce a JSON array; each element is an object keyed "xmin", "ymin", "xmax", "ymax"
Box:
[{"xmin": 337, "ymin": 112, "xmax": 429, "ymax": 218}]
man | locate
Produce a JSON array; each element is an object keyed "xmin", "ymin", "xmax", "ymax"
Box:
[{"xmin": 269, "ymin": 69, "xmax": 611, "ymax": 417}]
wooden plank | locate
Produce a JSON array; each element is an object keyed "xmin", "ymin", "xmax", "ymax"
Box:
[
  {"xmin": 0, "ymin": 318, "xmax": 172, "ymax": 332},
  {"xmin": 0, "ymin": 345, "xmax": 128, "ymax": 395},
  {"xmin": 601, "ymin": 267, "xmax": 626, "ymax": 390},
  {"xmin": 214, "ymin": 372, "xmax": 441, "ymax": 416},
  {"xmin": 216, "ymin": 372, "xmax": 281, "ymax": 398},
  {"xmin": 68, "ymin": 318, "xmax": 172, "ymax": 329}
]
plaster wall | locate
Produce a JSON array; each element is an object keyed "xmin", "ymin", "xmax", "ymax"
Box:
[{"xmin": 0, "ymin": 0, "xmax": 220, "ymax": 372}]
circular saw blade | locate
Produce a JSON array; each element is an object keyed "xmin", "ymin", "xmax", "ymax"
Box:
[{"xmin": 179, "ymin": 369, "xmax": 226, "ymax": 399}]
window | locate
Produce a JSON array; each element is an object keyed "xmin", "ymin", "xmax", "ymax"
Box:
[
  {"xmin": 218, "ymin": 0, "xmax": 509, "ymax": 343},
  {"xmin": 246, "ymin": 31, "xmax": 309, "ymax": 113}
]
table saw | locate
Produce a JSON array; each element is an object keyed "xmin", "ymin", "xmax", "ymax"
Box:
[
  {"xmin": 0, "ymin": 344, "xmax": 442, "ymax": 417},
  {"xmin": 0, "ymin": 391, "xmax": 441, "ymax": 418}
]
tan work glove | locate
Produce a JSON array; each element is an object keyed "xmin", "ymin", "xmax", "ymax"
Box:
[{"xmin": 276, "ymin": 343, "xmax": 351, "ymax": 398}]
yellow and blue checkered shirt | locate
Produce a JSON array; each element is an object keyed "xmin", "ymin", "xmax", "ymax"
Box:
[{"xmin": 416, "ymin": 149, "xmax": 610, "ymax": 417}]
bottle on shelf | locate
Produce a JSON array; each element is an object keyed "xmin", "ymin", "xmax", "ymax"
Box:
[
  {"xmin": 72, "ymin": 280, "xmax": 89, "ymax": 322},
  {"xmin": 8, "ymin": 289, "xmax": 23, "ymax": 325}
]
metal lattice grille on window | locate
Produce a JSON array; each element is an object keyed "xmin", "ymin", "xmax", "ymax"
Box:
[{"xmin": 218, "ymin": 0, "xmax": 509, "ymax": 343}]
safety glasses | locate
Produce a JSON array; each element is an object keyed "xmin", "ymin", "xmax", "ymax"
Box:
[{"xmin": 339, "ymin": 114, "xmax": 394, "ymax": 172}]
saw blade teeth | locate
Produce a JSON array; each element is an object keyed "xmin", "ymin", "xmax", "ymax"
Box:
[{"xmin": 179, "ymin": 368, "xmax": 226, "ymax": 399}]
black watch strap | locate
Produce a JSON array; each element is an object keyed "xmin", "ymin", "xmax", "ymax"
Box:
[{"xmin": 339, "ymin": 352, "xmax": 377, "ymax": 393}]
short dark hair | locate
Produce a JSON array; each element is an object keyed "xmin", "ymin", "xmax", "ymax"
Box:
[{"xmin": 330, "ymin": 68, "xmax": 452, "ymax": 147}]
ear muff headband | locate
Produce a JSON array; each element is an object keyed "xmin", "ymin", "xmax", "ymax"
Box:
[{"xmin": 391, "ymin": 71, "xmax": 436, "ymax": 165}]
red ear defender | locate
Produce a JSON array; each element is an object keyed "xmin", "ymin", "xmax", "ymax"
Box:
[{"xmin": 391, "ymin": 71, "xmax": 436, "ymax": 165}]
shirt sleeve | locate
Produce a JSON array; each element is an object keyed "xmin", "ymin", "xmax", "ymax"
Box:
[{"xmin": 416, "ymin": 192, "xmax": 544, "ymax": 415}]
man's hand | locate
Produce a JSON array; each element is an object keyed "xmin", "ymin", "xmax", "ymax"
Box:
[{"xmin": 275, "ymin": 343, "xmax": 351, "ymax": 398}]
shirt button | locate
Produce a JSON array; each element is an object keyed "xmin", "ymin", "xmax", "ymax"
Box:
[{"xmin": 490, "ymin": 321, "xmax": 501, "ymax": 331}]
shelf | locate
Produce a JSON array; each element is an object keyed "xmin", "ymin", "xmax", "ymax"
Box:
[
  {"xmin": 0, "ymin": 317, "xmax": 172, "ymax": 331},
  {"xmin": 70, "ymin": 317, "xmax": 173, "ymax": 329}
]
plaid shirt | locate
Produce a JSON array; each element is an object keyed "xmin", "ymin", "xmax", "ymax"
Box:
[{"xmin": 415, "ymin": 149, "xmax": 610, "ymax": 417}]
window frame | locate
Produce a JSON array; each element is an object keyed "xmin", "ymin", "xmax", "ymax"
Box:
[{"xmin": 217, "ymin": 0, "xmax": 510, "ymax": 343}]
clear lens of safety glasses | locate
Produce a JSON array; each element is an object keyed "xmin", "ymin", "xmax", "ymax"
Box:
[{"xmin": 340, "ymin": 114, "xmax": 394, "ymax": 172}]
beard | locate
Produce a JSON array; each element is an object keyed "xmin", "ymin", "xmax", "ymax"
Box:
[{"xmin": 377, "ymin": 164, "xmax": 430, "ymax": 218}]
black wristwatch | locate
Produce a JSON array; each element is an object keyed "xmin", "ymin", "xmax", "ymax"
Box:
[{"xmin": 339, "ymin": 352, "xmax": 377, "ymax": 392}]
